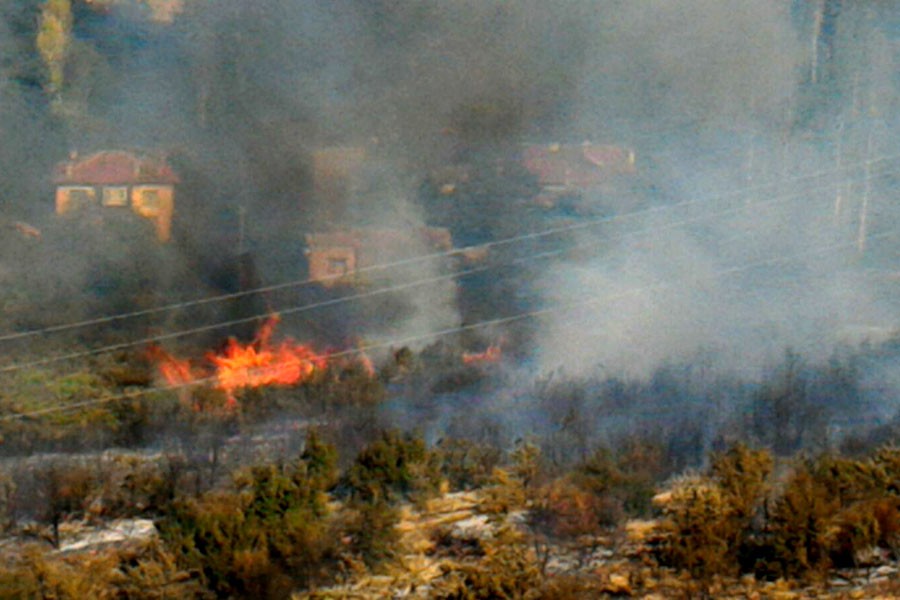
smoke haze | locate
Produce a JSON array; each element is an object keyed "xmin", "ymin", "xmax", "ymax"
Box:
[{"xmin": 1, "ymin": 0, "xmax": 899, "ymax": 392}]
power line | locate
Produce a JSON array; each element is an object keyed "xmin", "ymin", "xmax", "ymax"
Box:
[
  {"xmin": 0, "ymin": 148, "xmax": 895, "ymax": 345},
  {"xmin": 3, "ymin": 225, "xmax": 896, "ymax": 423},
  {"xmin": 0, "ymin": 163, "xmax": 887, "ymax": 375}
]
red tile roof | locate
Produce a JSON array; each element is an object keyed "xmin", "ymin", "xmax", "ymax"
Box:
[
  {"xmin": 522, "ymin": 143, "xmax": 634, "ymax": 187},
  {"xmin": 53, "ymin": 151, "xmax": 179, "ymax": 185},
  {"xmin": 305, "ymin": 228, "xmax": 453, "ymax": 253}
]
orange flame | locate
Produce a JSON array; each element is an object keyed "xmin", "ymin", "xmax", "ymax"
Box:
[
  {"xmin": 146, "ymin": 344, "xmax": 196, "ymax": 385},
  {"xmin": 150, "ymin": 315, "xmax": 329, "ymax": 406},
  {"xmin": 357, "ymin": 351, "xmax": 376, "ymax": 377},
  {"xmin": 462, "ymin": 344, "xmax": 502, "ymax": 365},
  {"xmin": 208, "ymin": 335, "xmax": 327, "ymax": 399}
]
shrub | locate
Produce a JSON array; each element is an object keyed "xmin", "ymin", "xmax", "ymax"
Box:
[
  {"xmin": 342, "ymin": 430, "xmax": 441, "ymax": 504},
  {"xmin": 710, "ymin": 443, "xmax": 773, "ymax": 519},
  {"xmin": 510, "ymin": 440, "xmax": 544, "ymax": 493},
  {"xmin": 301, "ymin": 428, "xmax": 339, "ymax": 491},
  {"xmin": 8, "ymin": 547, "xmax": 119, "ymax": 598},
  {"xmin": 433, "ymin": 526, "xmax": 543, "ymax": 599},
  {"xmin": 657, "ymin": 475, "xmax": 737, "ymax": 580},
  {"xmin": 765, "ymin": 463, "xmax": 839, "ymax": 579},
  {"xmin": 529, "ymin": 477, "xmax": 606, "ymax": 541},
  {"xmin": 158, "ymin": 432, "xmax": 340, "ymax": 596},
  {"xmin": 435, "ymin": 437, "xmax": 502, "ymax": 491},
  {"xmin": 335, "ymin": 499, "xmax": 400, "ymax": 568},
  {"xmin": 575, "ymin": 440, "xmax": 668, "ymax": 522},
  {"xmin": 479, "ymin": 467, "xmax": 527, "ymax": 517}
]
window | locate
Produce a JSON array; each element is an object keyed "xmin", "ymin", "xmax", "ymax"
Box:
[
  {"xmin": 102, "ymin": 186, "xmax": 128, "ymax": 207},
  {"xmin": 140, "ymin": 189, "xmax": 161, "ymax": 213},
  {"xmin": 65, "ymin": 187, "xmax": 96, "ymax": 210},
  {"xmin": 328, "ymin": 257, "xmax": 349, "ymax": 275}
]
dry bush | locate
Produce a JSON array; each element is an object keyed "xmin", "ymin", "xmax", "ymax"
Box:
[
  {"xmin": 539, "ymin": 574, "xmax": 606, "ymax": 600},
  {"xmin": 710, "ymin": 443, "xmax": 773, "ymax": 520},
  {"xmin": 529, "ymin": 477, "xmax": 607, "ymax": 541},
  {"xmin": 433, "ymin": 526, "xmax": 544, "ymax": 599},
  {"xmin": 765, "ymin": 464, "xmax": 839, "ymax": 579},
  {"xmin": 760, "ymin": 450, "xmax": 900, "ymax": 574},
  {"xmin": 0, "ymin": 470, "xmax": 14, "ymax": 533},
  {"xmin": 656, "ymin": 475, "xmax": 737, "ymax": 580},
  {"xmin": 511, "ymin": 441, "xmax": 545, "ymax": 493},
  {"xmin": 114, "ymin": 540, "xmax": 204, "ymax": 599},
  {"xmin": 827, "ymin": 497, "xmax": 900, "ymax": 567},
  {"xmin": 479, "ymin": 467, "xmax": 527, "ymax": 517},
  {"xmin": 870, "ymin": 446, "xmax": 900, "ymax": 495},
  {"xmin": 0, "ymin": 540, "xmax": 201, "ymax": 599},
  {"xmin": 32, "ymin": 462, "xmax": 97, "ymax": 547},
  {"xmin": 430, "ymin": 525, "xmax": 486, "ymax": 561},
  {"xmin": 0, "ymin": 544, "xmax": 121, "ymax": 599}
]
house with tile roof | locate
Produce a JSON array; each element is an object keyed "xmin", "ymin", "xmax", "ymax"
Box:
[{"xmin": 53, "ymin": 150, "xmax": 179, "ymax": 242}]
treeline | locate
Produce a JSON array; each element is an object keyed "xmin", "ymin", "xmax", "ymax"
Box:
[{"xmin": 0, "ymin": 340, "xmax": 894, "ymax": 466}]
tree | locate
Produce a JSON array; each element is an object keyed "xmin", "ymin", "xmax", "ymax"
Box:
[
  {"xmin": 36, "ymin": 0, "xmax": 71, "ymax": 102},
  {"xmin": 751, "ymin": 351, "xmax": 826, "ymax": 455}
]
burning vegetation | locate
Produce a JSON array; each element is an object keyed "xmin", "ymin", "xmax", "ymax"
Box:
[{"xmin": 149, "ymin": 315, "xmax": 342, "ymax": 406}]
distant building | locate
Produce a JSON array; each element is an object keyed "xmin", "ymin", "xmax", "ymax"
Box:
[
  {"xmin": 521, "ymin": 142, "xmax": 635, "ymax": 190},
  {"xmin": 304, "ymin": 227, "xmax": 453, "ymax": 286},
  {"xmin": 84, "ymin": 0, "xmax": 185, "ymax": 23},
  {"xmin": 425, "ymin": 142, "xmax": 636, "ymax": 209},
  {"xmin": 53, "ymin": 150, "xmax": 179, "ymax": 242}
]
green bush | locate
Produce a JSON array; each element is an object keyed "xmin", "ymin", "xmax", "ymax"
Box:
[
  {"xmin": 342, "ymin": 430, "xmax": 441, "ymax": 504},
  {"xmin": 335, "ymin": 498, "xmax": 400, "ymax": 568},
  {"xmin": 158, "ymin": 431, "xmax": 340, "ymax": 597},
  {"xmin": 574, "ymin": 438, "xmax": 671, "ymax": 522},
  {"xmin": 435, "ymin": 437, "xmax": 502, "ymax": 491}
]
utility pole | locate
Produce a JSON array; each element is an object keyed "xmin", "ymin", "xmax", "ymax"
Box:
[
  {"xmin": 857, "ymin": 129, "xmax": 873, "ymax": 255},
  {"xmin": 833, "ymin": 120, "xmax": 844, "ymax": 223},
  {"xmin": 779, "ymin": 134, "xmax": 789, "ymax": 193},
  {"xmin": 745, "ymin": 131, "xmax": 755, "ymax": 205},
  {"xmin": 810, "ymin": 0, "xmax": 826, "ymax": 84},
  {"xmin": 851, "ymin": 72, "xmax": 861, "ymax": 118}
]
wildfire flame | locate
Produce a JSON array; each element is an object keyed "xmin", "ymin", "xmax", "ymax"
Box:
[
  {"xmin": 145, "ymin": 344, "xmax": 195, "ymax": 385},
  {"xmin": 462, "ymin": 344, "xmax": 502, "ymax": 365},
  {"xmin": 150, "ymin": 314, "xmax": 331, "ymax": 406},
  {"xmin": 357, "ymin": 351, "xmax": 376, "ymax": 377},
  {"xmin": 209, "ymin": 333, "xmax": 327, "ymax": 399}
]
